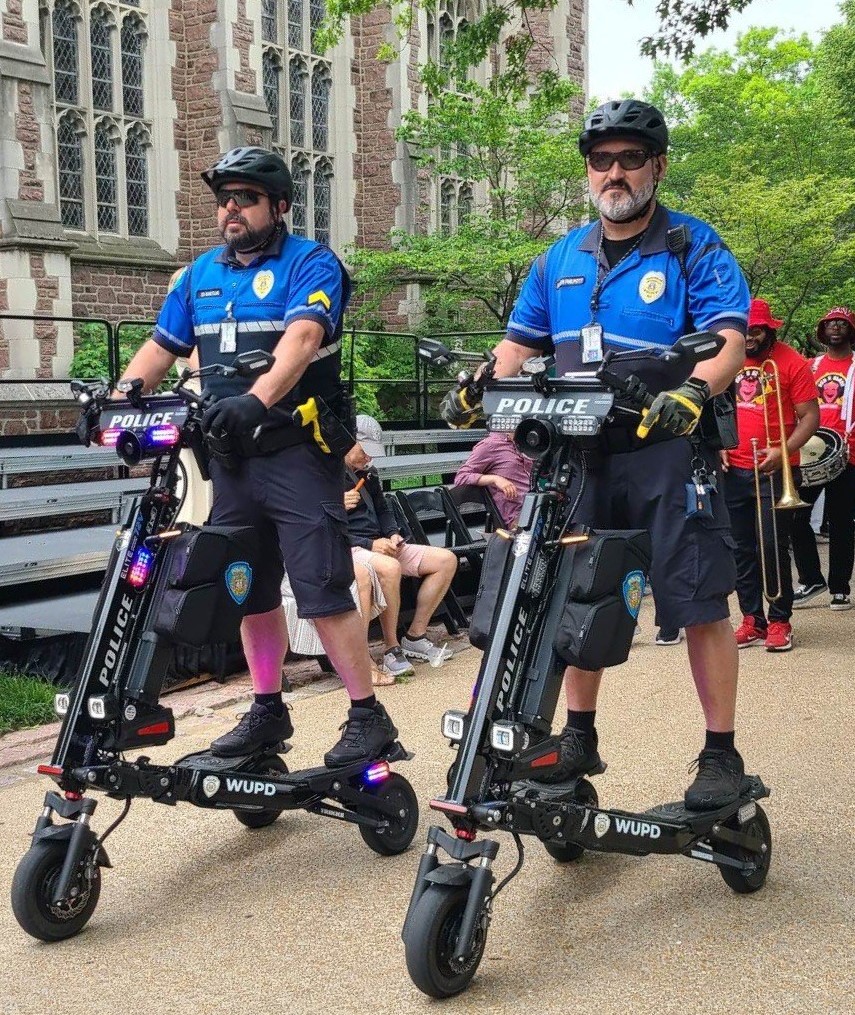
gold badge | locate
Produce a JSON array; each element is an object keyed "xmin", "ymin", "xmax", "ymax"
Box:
[
  {"xmin": 308, "ymin": 289, "xmax": 331, "ymax": 311},
  {"xmin": 639, "ymin": 270, "xmax": 666, "ymax": 304},
  {"xmin": 252, "ymin": 270, "xmax": 275, "ymax": 300}
]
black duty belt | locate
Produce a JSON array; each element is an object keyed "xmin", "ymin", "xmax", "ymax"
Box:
[{"xmin": 206, "ymin": 423, "xmax": 311, "ymax": 468}]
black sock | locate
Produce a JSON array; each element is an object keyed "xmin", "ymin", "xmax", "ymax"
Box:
[
  {"xmin": 567, "ymin": 709, "xmax": 596, "ymax": 735},
  {"xmin": 255, "ymin": 692, "xmax": 283, "ymax": 716},
  {"xmin": 705, "ymin": 729, "xmax": 736, "ymax": 753},
  {"xmin": 351, "ymin": 694, "xmax": 377, "ymax": 710}
]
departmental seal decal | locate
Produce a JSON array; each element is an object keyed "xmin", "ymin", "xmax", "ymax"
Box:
[
  {"xmin": 225, "ymin": 561, "xmax": 253, "ymax": 605},
  {"xmin": 594, "ymin": 813, "xmax": 611, "ymax": 838},
  {"xmin": 252, "ymin": 269, "xmax": 275, "ymax": 300},
  {"xmin": 202, "ymin": 776, "xmax": 221, "ymax": 799},
  {"xmin": 639, "ymin": 270, "xmax": 666, "ymax": 304},
  {"xmin": 621, "ymin": 569, "xmax": 644, "ymax": 620}
]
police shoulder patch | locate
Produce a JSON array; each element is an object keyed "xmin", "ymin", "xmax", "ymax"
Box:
[
  {"xmin": 225, "ymin": 561, "xmax": 253, "ymax": 605},
  {"xmin": 308, "ymin": 289, "xmax": 331, "ymax": 312},
  {"xmin": 168, "ymin": 265, "xmax": 188, "ymax": 293}
]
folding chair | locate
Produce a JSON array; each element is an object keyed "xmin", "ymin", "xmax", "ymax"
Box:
[{"xmin": 444, "ymin": 483, "xmax": 503, "ymax": 536}]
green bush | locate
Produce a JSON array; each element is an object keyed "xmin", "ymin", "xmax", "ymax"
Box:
[
  {"xmin": 68, "ymin": 322, "xmax": 155, "ymax": 381},
  {"xmin": 0, "ymin": 671, "xmax": 57, "ymax": 735}
]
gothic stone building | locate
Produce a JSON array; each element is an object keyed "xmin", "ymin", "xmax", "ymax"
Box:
[{"xmin": 0, "ymin": 0, "xmax": 586, "ymax": 402}]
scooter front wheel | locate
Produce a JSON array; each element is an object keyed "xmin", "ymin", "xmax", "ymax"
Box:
[
  {"xmin": 405, "ymin": 883, "xmax": 489, "ymax": 998},
  {"xmin": 357, "ymin": 772, "xmax": 419, "ymax": 856},
  {"xmin": 11, "ymin": 840, "xmax": 101, "ymax": 941}
]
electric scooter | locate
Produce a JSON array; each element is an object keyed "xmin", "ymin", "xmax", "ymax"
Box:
[
  {"xmin": 10, "ymin": 351, "xmax": 418, "ymax": 942},
  {"xmin": 402, "ymin": 335, "xmax": 771, "ymax": 997}
]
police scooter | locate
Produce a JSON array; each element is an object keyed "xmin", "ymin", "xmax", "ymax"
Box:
[
  {"xmin": 10, "ymin": 352, "xmax": 418, "ymax": 943},
  {"xmin": 402, "ymin": 335, "xmax": 771, "ymax": 997}
]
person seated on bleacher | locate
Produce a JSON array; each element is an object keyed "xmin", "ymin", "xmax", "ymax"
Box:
[
  {"xmin": 344, "ymin": 418, "xmax": 457, "ymax": 675},
  {"xmin": 453, "ymin": 430, "xmax": 533, "ymax": 527}
]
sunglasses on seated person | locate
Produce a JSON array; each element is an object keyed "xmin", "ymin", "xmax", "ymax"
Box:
[
  {"xmin": 586, "ymin": 149, "xmax": 655, "ymax": 172},
  {"xmin": 215, "ymin": 188, "xmax": 264, "ymax": 209}
]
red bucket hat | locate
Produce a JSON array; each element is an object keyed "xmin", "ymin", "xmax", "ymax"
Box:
[
  {"xmin": 748, "ymin": 298, "xmax": 784, "ymax": 330},
  {"xmin": 816, "ymin": 306, "xmax": 855, "ymax": 341}
]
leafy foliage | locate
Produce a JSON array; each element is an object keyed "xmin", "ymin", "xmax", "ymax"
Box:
[
  {"xmin": 69, "ymin": 322, "xmax": 153, "ymax": 381},
  {"xmin": 0, "ymin": 671, "xmax": 57, "ymax": 735}
]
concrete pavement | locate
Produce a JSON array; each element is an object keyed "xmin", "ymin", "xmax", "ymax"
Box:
[{"xmin": 0, "ymin": 601, "xmax": 852, "ymax": 1015}]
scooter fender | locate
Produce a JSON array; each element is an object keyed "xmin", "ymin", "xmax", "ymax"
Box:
[
  {"xmin": 424, "ymin": 862, "xmax": 474, "ymax": 887},
  {"xmin": 32, "ymin": 821, "xmax": 112, "ymax": 868}
]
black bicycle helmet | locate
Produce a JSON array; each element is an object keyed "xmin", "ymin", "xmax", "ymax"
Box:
[
  {"xmin": 201, "ymin": 146, "xmax": 294, "ymax": 205},
  {"xmin": 579, "ymin": 100, "xmax": 669, "ymax": 156}
]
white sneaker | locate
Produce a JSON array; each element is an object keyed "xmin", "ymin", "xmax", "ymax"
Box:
[
  {"xmin": 382, "ymin": 646, "xmax": 415, "ymax": 676},
  {"xmin": 401, "ymin": 634, "xmax": 453, "ymax": 664},
  {"xmin": 655, "ymin": 628, "xmax": 684, "ymax": 646}
]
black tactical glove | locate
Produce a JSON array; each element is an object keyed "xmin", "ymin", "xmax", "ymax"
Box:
[
  {"xmin": 440, "ymin": 386, "xmax": 482, "ymax": 429},
  {"xmin": 637, "ymin": 377, "xmax": 710, "ymax": 440},
  {"xmin": 201, "ymin": 393, "xmax": 268, "ymax": 435}
]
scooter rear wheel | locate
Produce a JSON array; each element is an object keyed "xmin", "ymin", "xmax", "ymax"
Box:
[
  {"xmin": 543, "ymin": 778, "xmax": 598, "ymax": 863},
  {"xmin": 405, "ymin": 884, "xmax": 489, "ymax": 998},
  {"xmin": 11, "ymin": 840, "xmax": 101, "ymax": 941},
  {"xmin": 233, "ymin": 755, "xmax": 289, "ymax": 829},
  {"xmin": 357, "ymin": 772, "xmax": 419, "ymax": 856},
  {"xmin": 716, "ymin": 804, "xmax": 772, "ymax": 894}
]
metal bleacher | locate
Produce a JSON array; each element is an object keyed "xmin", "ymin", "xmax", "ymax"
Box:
[{"xmin": 0, "ymin": 477, "xmax": 147, "ymax": 523}]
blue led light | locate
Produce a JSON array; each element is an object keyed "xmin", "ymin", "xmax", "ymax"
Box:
[
  {"xmin": 128, "ymin": 546, "xmax": 155, "ymax": 589},
  {"xmin": 364, "ymin": 761, "xmax": 390, "ymax": 784}
]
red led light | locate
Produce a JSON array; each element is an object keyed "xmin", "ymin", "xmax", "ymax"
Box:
[{"xmin": 99, "ymin": 428, "xmax": 122, "ymax": 447}]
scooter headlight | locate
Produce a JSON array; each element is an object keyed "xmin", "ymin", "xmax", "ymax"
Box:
[
  {"xmin": 490, "ymin": 721, "xmax": 525, "ymax": 755},
  {"xmin": 441, "ymin": 710, "xmax": 466, "ymax": 742},
  {"xmin": 54, "ymin": 693, "xmax": 70, "ymax": 717},
  {"xmin": 87, "ymin": 694, "xmax": 119, "ymax": 721}
]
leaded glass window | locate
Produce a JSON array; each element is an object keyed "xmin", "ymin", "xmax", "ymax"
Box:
[
  {"xmin": 52, "ymin": 0, "xmax": 79, "ymax": 105},
  {"xmin": 289, "ymin": 59, "xmax": 306, "ymax": 149},
  {"xmin": 90, "ymin": 11, "xmax": 113, "ymax": 112},
  {"xmin": 57, "ymin": 116, "xmax": 85, "ymax": 229},
  {"xmin": 263, "ymin": 51, "xmax": 281, "ymax": 138},
  {"xmin": 288, "ymin": 0, "xmax": 303, "ymax": 48},
  {"xmin": 313, "ymin": 163, "xmax": 331, "ymax": 246},
  {"xmin": 458, "ymin": 183, "xmax": 473, "ymax": 225},
  {"xmin": 440, "ymin": 180, "xmax": 454, "ymax": 236},
  {"xmin": 95, "ymin": 123, "xmax": 118, "ymax": 232},
  {"xmin": 309, "ymin": 0, "xmax": 324, "ymax": 54},
  {"xmin": 311, "ymin": 67, "xmax": 330, "ymax": 152},
  {"xmin": 291, "ymin": 159, "xmax": 309, "ymax": 237},
  {"xmin": 262, "ymin": 0, "xmax": 277, "ymax": 43},
  {"xmin": 121, "ymin": 17, "xmax": 144, "ymax": 118},
  {"xmin": 126, "ymin": 129, "xmax": 148, "ymax": 236}
]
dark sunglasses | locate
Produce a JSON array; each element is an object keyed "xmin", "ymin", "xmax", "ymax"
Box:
[
  {"xmin": 587, "ymin": 149, "xmax": 654, "ymax": 172},
  {"xmin": 215, "ymin": 188, "xmax": 263, "ymax": 209}
]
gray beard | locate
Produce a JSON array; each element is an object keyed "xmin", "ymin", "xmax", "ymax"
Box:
[{"xmin": 591, "ymin": 177, "xmax": 657, "ymax": 222}]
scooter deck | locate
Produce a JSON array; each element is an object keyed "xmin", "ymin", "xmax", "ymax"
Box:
[{"xmin": 642, "ymin": 774, "xmax": 769, "ymax": 826}]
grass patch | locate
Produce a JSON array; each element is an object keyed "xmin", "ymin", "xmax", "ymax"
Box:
[{"xmin": 0, "ymin": 671, "xmax": 57, "ymax": 735}]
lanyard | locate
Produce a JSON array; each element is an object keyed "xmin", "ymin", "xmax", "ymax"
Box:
[{"xmin": 589, "ymin": 226, "xmax": 647, "ymax": 318}]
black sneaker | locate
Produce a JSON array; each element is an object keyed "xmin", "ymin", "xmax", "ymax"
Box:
[
  {"xmin": 830, "ymin": 594, "xmax": 852, "ymax": 611},
  {"xmin": 324, "ymin": 702, "xmax": 398, "ymax": 768},
  {"xmin": 210, "ymin": 702, "xmax": 294, "ymax": 758},
  {"xmin": 684, "ymin": 748, "xmax": 744, "ymax": 811},
  {"xmin": 792, "ymin": 581, "xmax": 827, "ymax": 608},
  {"xmin": 534, "ymin": 725, "xmax": 602, "ymax": 785}
]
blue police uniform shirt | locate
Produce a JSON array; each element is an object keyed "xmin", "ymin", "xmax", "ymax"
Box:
[
  {"xmin": 507, "ymin": 204, "xmax": 749, "ymax": 393},
  {"xmin": 154, "ymin": 229, "xmax": 350, "ymax": 417}
]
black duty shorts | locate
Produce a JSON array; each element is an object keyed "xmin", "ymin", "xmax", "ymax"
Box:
[
  {"xmin": 576, "ymin": 439, "xmax": 736, "ymax": 629},
  {"xmin": 209, "ymin": 442, "xmax": 355, "ymax": 619}
]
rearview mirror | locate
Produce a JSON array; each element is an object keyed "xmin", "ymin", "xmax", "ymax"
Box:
[
  {"xmin": 667, "ymin": 332, "xmax": 725, "ymax": 365},
  {"xmin": 417, "ymin": 338, "xmax": 454, "ymax": 367},
  {"xmin": 232, "ymin": 349, "xmax": 275, "ymax": 378}
]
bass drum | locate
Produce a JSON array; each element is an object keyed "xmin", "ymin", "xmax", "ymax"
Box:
[{"xmin": 799, "ymin": 427, "xmax": 847, "ymax": 488}]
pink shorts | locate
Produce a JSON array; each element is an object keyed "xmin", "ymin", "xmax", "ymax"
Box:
[{"xmin": 352, "ymin": 542, "xmax": 427, "ymax": 577}]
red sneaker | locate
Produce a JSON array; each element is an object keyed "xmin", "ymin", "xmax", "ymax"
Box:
[
  {"xmin": 765, "ymin": 621, "xmax": 793, "ymax": 652},
  {"xmin": 734, "ymin": 616, "xmax": 766, "ymax": 648}
]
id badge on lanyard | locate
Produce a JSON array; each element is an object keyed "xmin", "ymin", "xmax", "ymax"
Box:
[
  {"xmin": 219, "ymin": 301, "xmax": 237, "ymax": 354},
  {"xmin": 581, "ymin": 322, "xmax": 604, "ymax": 364}
]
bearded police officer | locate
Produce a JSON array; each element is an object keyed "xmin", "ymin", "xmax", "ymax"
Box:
[
  {"xmin": 443, "ymin": 100, "xmax": 751, "ymax": 810},
  {"xmin": 120, "ymin": 147, "xmax": 398, "ymax": 766}
]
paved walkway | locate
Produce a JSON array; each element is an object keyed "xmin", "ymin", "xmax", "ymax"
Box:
[{"xmin": 0, "ymin": 602, "xmax": 852, "ymax": 1015}]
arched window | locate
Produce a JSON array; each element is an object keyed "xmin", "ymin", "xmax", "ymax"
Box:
[
  {"xmin": 261, "ymin": 0, "xmax": 278, "ymax": 44},
  {"xmin": 309, "ymin": 0, "xmax": 324, "ymax": 54},
  {"xmin": 288, "ymin": 0, "xmax": 303, "ymax": 49},
  {"xmin": 458, "ymin": 183, "xmax": 473, "ymax": 225},
  {"xmin": 289, "ymin": 58, "xmax": 307, "ymax": 149},
  {"xmin": 311, "ymin": 66, "xmax": 331, "ymax": 152},
  {"xmin": 52, "ymin": 0, "xmax": 79, "ymax": 105},
  {"xmin": 438, "ymin": 13, "xmax": 454, "ymax": 76},
  {"xmin": 125, "ymin": 127, "xmax": 148, "ymax": 236},
  {"xmin": 121, "ymin": 16, "xmax": 144, "ymax": 117},
  {"xmin": 90, "ymin": 9, "xmax": 113, "ymax": 112},
  {"xmin": 57, "ymin": 115, "xmax": 85, "ymax": 229},
  {"xmin": 94, "ymin": 121, "xmax": 118, "ymax": 232},
  {"xmin": 263, "ymin": 50, "xmax": 281, "ymax": 139},
  {"xmin": 313, "ymin": 160, "xmax": 332, "ymax": 246},
  {"xmin": 440, "ymin": 180, "xmax": 455, "ymax": 235},
  {"xmin": 291, "ymin": 157, "xmax": 310, "ymax": 237}
]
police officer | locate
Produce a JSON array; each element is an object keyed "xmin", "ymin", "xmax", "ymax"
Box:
[
  {"xmin": 443, "ymin": 100, "xmax": 750, "ymax": 810},
  {"xmin": 119, "ymin": 147, "xmax": 398, "ymax": 766}
]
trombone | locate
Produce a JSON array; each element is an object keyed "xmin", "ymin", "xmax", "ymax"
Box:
[{"xmin": 752, "ymin": 358, "xmax": 809, "ymax": 603}]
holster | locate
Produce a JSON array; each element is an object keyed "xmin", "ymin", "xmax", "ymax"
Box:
[{"xmin": 292, "ymin": 395, "xmax": 356, "ymax": 457}]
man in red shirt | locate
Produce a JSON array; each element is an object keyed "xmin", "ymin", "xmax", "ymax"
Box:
[
  {"xmin": 791, "ymin": 307, "xmax": 855, "ymax": 610},
  {"xmin": 722, "ymin": 299, "xmax": 819, "ymax": 650},
  {"xmin": 453, "ymin": 431, "xmax": 533, "ymax": 527}
]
